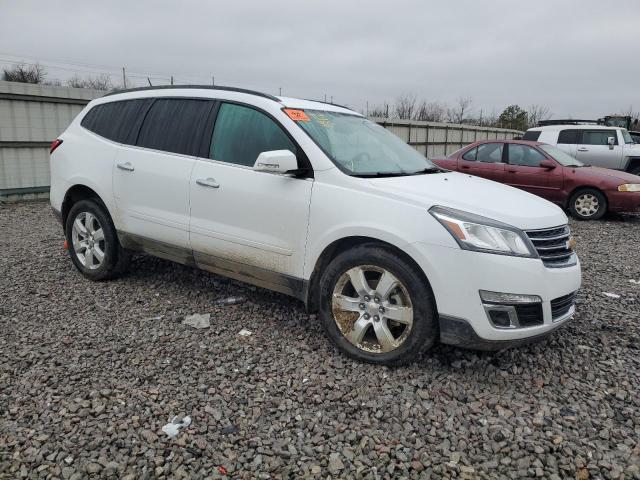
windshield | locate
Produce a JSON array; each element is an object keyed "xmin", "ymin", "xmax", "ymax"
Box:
[
  {"xmin": 621, "ymin": 129, "xmax": 634, "ymax": 144},
  {"xmin": 539, "ymin": 144, "xmax": 584, "ymax": 167},
  {"xmin": 293, "ymin": 110, "xmax": 437, "ymax": 176}
]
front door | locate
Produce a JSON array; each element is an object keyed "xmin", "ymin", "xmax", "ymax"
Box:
[
  {"xmin": 503, "ymin": 144, "xmax": 563, "ymax": 203},
  {"xmin": 189, "ymin": 102, "xmax": 313, "ymax": 294},
  {"xmin": 575, "ymin": 129, "xmax": 624, "ymax": 169}
]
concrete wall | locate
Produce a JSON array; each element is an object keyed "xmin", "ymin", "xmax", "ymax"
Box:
[{"xmin": 0, "ymin": 81, "xmax": 522, "ymax": 199}]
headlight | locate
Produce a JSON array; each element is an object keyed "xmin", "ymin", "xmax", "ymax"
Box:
[
  {"xmin": 430, "ymin": 206, "xmax": 538, "ymax": 258},
  {"xmin": 618, "ymin": 184, "xmax": 640, "ymax": 192}
]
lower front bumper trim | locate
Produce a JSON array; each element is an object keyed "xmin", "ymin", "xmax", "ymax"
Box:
[{"xmin": 438, "ymin": 314, "xmax": 569, "ymax": 351}]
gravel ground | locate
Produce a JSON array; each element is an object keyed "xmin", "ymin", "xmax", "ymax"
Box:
[{"xmin": 1, "ymin": 200, "xmax": 639, "ymax": 480}]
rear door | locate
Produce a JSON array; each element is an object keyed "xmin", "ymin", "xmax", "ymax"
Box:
[
  {"xmin": 113, "ymin": 98, "xmax": 214, "ymax": 248},
  {"xmin": 457, "ymin": 143, "xmax": 506, "ymax": 182},
  {"xmin": 503, "ymin": 144, "xmax": 563, "ymax": 202},
  {"xmin": 555, "ymin": 129, "xmax": 579, "ymax": 157},
  {"xmin": 575, "ymin": 129, "xmax": 624, "ymax": 169},
  {"xmin": 189, "ymin": 102, "xmax": 313, "ymax": 288}
]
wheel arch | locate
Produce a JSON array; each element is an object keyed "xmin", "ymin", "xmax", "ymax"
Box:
[
  {"xmin": 564, "ymin": 185, "xmax": 608, "ymax": 209},
  {"xmin": 61, "ymin": 184, "xmax": 110, "ymax": 228},
  {"xmin": 304, "ymin": 235, "xmax": 435, "ymax": 313}
]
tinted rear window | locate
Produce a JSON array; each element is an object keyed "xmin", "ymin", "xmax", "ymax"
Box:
[
  {"xmin": 522, "ymin": 131, "xmax": 541, "ymax": 141},
  {"xmin": 81, "ymin": 99, "xmax": 152, "ymax": 145},
  {"xmin": 557, "ymin": 129, "xmax": 579, "ymax": 144},
  {"xmin": 137, "ymin": 98, "xmax": 213, "ymax": 156}
]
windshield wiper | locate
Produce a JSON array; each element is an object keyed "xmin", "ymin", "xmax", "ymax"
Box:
[
  {"xmin": 408, "ymin": 167, "xmax": 443, "ymax": 175},
  {"xmin": 353, "ymin": 167, "xmax": 443, "ymax": 178}
]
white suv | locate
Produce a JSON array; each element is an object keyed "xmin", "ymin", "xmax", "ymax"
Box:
[
  {"xmin": 524, "ymin": 125, "xmax": 640, "ymax": 175},
  {"xmin": 50, "ymin": 86, "xmax": 581, "ymax": 365}
]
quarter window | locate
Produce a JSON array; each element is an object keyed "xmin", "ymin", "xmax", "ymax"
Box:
[
  {"xmin": 508, "ymin": 144, "xmax": 547, "ymax": 167},
  {"xmin": 581, "ymin": 130, "xmax": 618, "ymax": 146},
  {"xmin": 81, "ymin": 99, "xmax": 152, "ymax": 145},
  {"xmin": 137, "ymin": 98, "xmax": 213, "ymax": 156},
  {"xmin": 462, "ymin": 147, "xmax": 477, "ymax": 161},
  {"xmin": 210, "ymin": 103, "xmax": 296, "ymax": 167}
]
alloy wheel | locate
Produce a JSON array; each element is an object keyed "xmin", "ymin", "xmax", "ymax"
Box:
[
  {"xmin": 71, "ymin": 211, "xmax": 106, "ymax": 270},
  {"xmin": 331, "ymin": 265, "xmax": 414, "ymax": 353}
]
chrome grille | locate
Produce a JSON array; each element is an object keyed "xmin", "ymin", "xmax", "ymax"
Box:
[{"xmin": 526, "ymin": 225, "xmax": 576, "ymax": 268}]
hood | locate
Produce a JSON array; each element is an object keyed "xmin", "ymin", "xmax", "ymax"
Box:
[
  {"xmin": 366, "ymin": 171, "xmax": 567, "ymax": 230},
  {"xmin": 573, "ymin": 166, "xmax": 640, "ymax": 183}
]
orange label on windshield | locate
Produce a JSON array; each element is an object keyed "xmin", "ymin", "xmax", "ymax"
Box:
[{"xmin": 284, "ymin": 108, "xmax": 310, "ymax": 122}]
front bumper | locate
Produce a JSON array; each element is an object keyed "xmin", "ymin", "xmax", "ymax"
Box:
[
  {"xmin": 606, "ymin": 191, "xmax": 640, "ymax": 213},
  {"xmin": 405, "ymin": 242, "xmax": 581, "ymax": 346}
]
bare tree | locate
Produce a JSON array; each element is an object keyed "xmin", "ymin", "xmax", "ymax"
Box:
[
  {"xmin": 394, "ymin": 94, "xmax": 417, "ymax": 120},
  {"xmin": 368, "ymin": 102, "xmax": 390, "ymax": 118},
  {"xmin": 414, "ymin": 101, "xmax": 447, "ymax": 122},
  {"xmin": 2, "ymin": 63, "xmax": 46, "ymax": 84},
  {"xmin": 446, "ymin": 96, "xmax": 473, "ymax": 124},
  {"xmin": 527, "ymin": 104, "xmax": 552, "ymax": 128},
  {"xmin": 67, "ymin": 73, "xmax": 113, "ymax": 91}
]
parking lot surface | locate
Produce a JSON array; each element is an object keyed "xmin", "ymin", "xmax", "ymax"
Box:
[{"xmin": 1, "ymin": 201, "xmax": 639, "ymax": 479}]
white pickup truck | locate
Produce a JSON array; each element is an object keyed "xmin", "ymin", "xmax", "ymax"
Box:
[{"xmin": 524, "ymin": 125, "xmax": 640, "ymax": 175}]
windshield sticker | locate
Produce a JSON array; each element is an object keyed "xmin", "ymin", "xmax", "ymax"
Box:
[
  {"xmin": 284, "ymin": 109, "xmax": 310, "ymax": 122},
  {"xmin": 310, "ymin": 112, "xmax": 332, "ymax": 128}
]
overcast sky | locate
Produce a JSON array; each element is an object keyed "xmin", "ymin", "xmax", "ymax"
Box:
[{"xmin": 1, "ymin": 0, "xmax": 638, "ymax": 119}]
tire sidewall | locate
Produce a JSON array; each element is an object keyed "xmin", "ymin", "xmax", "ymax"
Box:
[
  {"xmin": 65, "ymin": 199, "xmax": 119, "ymax": 280},
  {"xmin": 569, "ymin": 189, "xmax": 606, "ymax": 220},
  {"xmin": 318, "ymin": 245, "xmax": 437, "ymax": 365}
]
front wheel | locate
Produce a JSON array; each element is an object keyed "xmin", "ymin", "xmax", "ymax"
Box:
[
  {"xmin": 569, "ymin": 189, "xmax": 607, "ymax": 220},
  {"xmin": 65, "ymin": 199, "xmax": 130, "ymax": 280},
  {"xmin": 318, "ymin": 244, "xmax": 437, "ymax": 366}
]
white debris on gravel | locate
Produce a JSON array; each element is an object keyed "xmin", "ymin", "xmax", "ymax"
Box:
[
  {"xmin": 629, "ymin": 279, "xmax": 640, "ymax": 285},
  {"xmin": 602, "ymin": 292, "xmax": 621, "ymax": 299},
  {"xmin": 238, "ymin": 328, "xmax": 252, "ymax": 336},
  {"xmin": 182, "ymin": 313, "xmax": 210, "ymax": 329},
  {"xmin": 161, "ymin": 415, "xmax": 192, "ymax": 438}
]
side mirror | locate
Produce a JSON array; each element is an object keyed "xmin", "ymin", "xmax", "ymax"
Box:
[
  {"xmin": 608, "ymin": 136, "xmax": 615, "ymax": 150},
  {"xmin": 253, "ymin": 150, "xmax": 297, "ymax": 174},
  {"xmin": 540, "ymin": 159, "xmax": 556, "ymax": 169}
]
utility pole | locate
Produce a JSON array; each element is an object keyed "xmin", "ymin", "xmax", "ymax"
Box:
[
  {"xmin": 330, "ymin": 96, "xmax": 333, "ymax": 104},
  {"xmin": 122, "ymin": 67, "xmax": 127, "ymax": 89},
  {"xmin": 279, "ymin": 87, "xmax": 282, "ymax": 96},
  {"xmin": 366, "ymin": 101, "xmax": 369, "ymax": 116},
  {"xmin": 324, "ymin": 93, "xmax": 327, "ymax": 102},
  {"xmin": 171, "ymin": 76, "xmax": 174, "ymax": 86},
  {"xmin": 212, "ymin": 76, "xmax": 215, "ymax": 86}
]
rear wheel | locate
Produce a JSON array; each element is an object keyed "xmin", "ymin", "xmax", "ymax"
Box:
[
  {"xmin": 65, "ymin": 199, "xmax": 130, "ymax": 280},
  {"xmin": 318, "ymin": 244, "xmax": 437, "ymax": 366},
  {"xmin": 569, "ymin": 189, "xmax": 607, "ymax": 220}
]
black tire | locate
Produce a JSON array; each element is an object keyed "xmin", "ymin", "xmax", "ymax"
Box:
[
  {"xmin": 568, "ymin": 188, "xmax": 607, "ymax": 220},
  {"xmin": 65, "ymin": 199, "xmax": 130, "ymax": 280},
  {"xmin": 318, "ymin": 243, "xmax": 438, "ymax": 366}
]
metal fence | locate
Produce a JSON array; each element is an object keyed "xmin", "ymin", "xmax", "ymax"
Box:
[{"xmin": 0, "ymin": 81, "xmax": 522, "ymax": 199}]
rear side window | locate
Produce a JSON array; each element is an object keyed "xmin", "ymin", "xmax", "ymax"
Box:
[
  {"xmin": 210, "ymin": 103, "xmax": 296, "ymax": 167},
  {"xmin": 557, "ymin": 129, "xmax": 579, "ymax": 144},
  {"xmin": 522, "ymin": 131, "xmax": 541, "ymax": 141},
  {"xmin": 476, "ymin": 143, "xmax": 504, "ymax": 163},
  {"xmin": 137, "ymin": 98, "xmax": 213, "ymax": 156},
  {"xmin": 81, "ymin": 99, "xmax": 152, "ymax": 144},
  {"xmin": 581, "ymin": 130, "xmax": 618, "ymax": 146}
]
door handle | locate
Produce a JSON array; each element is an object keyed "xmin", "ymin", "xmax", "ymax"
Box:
[
  {"xmin": 507, "ymin": 169, "xmax": 517, "ymax": 173},
  {"xmin": 461, "ymin": 165, "xmax": 470, "ymax": 169},
  {"xmin": 196, "ymin": 178, "xmax": 220, "ymax": 188},
  {"xmin": 117, "ymin": 162, "xmax": 135, "ymax": 172},
  {"xmin": 577, "ymin": 148, "xmax": 589, "ymax": 152}
]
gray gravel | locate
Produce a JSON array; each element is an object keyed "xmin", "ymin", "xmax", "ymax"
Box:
[{"xmin": 1, "ymin": 201, "xmax": 639, "ymax": 479}]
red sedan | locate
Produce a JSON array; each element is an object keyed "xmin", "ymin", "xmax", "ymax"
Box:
[{"xmin": 432, "ymin": 140, "xmax": 640, "ymax": 220}]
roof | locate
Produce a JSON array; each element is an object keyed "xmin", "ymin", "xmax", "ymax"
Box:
[
  {"xmin": 101, "ymin": 85, "xmax": 358, "ymax": 115},
  {"xmin": 528, "ymin": 124, "xmax": 624, "ymax": 132}
]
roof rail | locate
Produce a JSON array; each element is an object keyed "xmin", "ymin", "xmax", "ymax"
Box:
[{"xmin": 103, "ymin": 84, "xmax": 281, "ymax": 102}]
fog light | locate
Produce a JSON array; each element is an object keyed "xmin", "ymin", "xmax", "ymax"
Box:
[{"xmin": 488, "ymin": 310, "xmax": 512, "ymax": 328}]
